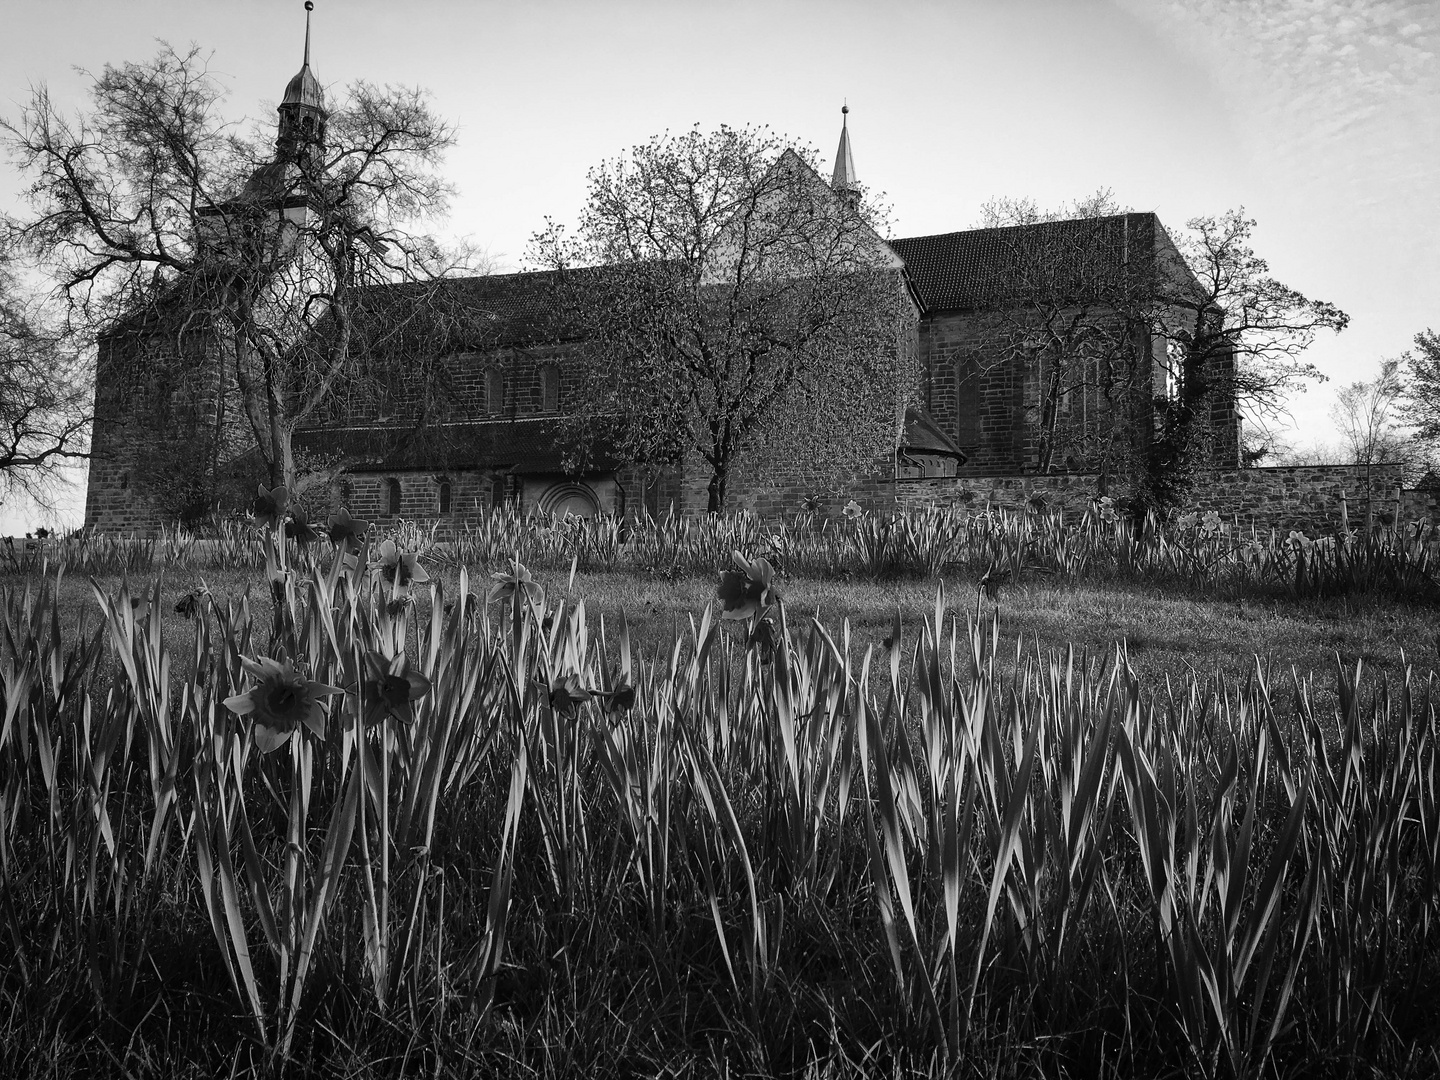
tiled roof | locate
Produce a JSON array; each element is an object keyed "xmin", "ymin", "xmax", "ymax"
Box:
[
  {"xmin": 293, "ymin": 417, "xmax": 620, "ymax": 474},
  {"xmin": 901, "ymin": 404, "xmax": 964, "ymax": 460},
  {"xmin": 890, "ymin": 212, "xmax": 1164, "ymax": 313},
  {"xmin": 348, "ymin": 264, "xmax": 621, "ymax": 350}
]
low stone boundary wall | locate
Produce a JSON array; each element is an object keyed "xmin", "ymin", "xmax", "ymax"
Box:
[{"xmin": 891, "ymin": 464, "xmax": 1440, "ymax": 534}]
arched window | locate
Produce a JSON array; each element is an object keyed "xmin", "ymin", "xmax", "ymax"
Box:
[
  {"xmin": 540, "ymin": 364, "xmax": 560, "ymax": 412},
  {"xmin": 386, "ymin": 478, "xmax": 402, "ymax": 516},
  {"xmin": 486, "ymin": 368, "xmax": 504, "ymax": 415},
  {"xmin": 437, "ymin": 478, "xmax": 452, "ymax": 514},
  {"xmin": 490, "ymin": 475, "xmax": 507, "ymax": 508}
]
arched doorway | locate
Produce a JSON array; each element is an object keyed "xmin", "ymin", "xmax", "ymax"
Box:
[{"xmin": 537, "ymin": 482, "xmax": 599, "ymax": 518}]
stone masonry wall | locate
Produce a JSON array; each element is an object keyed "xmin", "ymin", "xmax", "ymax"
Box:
[{"xmin": 889, "ymin": 464, "xmax": 1439, "ymax": 533}]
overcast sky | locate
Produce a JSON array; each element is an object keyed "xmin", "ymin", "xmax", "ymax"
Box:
[{"xmin": 2, "ymin": 0, "xmax": 1436, "ymax": 533}]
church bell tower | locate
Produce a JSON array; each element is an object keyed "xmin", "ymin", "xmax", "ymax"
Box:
[{"xmin": 277, "ymin": 1, "xmax": 327, "ymax": 167}]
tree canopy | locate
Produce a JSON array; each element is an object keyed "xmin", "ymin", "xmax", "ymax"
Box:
[
  {"xmin": 2, "ymin": 43, "xmax": 476, "ymax": 512},
  {"xmin": 0, "ymin": 261, "xmax": 91, "ymax": 508},
  {"xmin": 528, "ymin": 125, "xmax": 914, "ymax": 512}
]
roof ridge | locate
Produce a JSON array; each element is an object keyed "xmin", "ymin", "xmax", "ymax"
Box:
[{"xmin": 892, "ymin": 211, "xmax": 1154, "ymax": 246}]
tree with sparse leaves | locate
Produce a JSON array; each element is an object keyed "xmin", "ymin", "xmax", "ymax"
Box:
[
  {"xmin": 1153, "ymin": 209, "xmax": 1349, "ymax": 488},
  {"xmin": 0, "ymin": 260, "xmax": 90, "ymax": 509},
  {"xmin": 2, "ymin": 43, "xmax": 480, "ymax": 515},
  {"xmin": 1398, "ymin": 329, "xmax": 1440, "ymax": 471},
  {"xmin": 970, "ymin": 191, "xmax": 1158, "ymax": 483},
  {"xmin": 528, "ymin": 125, "xmax": 913, "ymax": 513},
  {"xmin": 1331, "ymin": 358, "xmax": 1411, "ymax": 467}
]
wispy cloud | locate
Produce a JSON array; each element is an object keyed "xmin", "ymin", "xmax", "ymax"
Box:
[{"xmin": 1115, "ymin": 0, "xmax": 1438, "ymax": 204}]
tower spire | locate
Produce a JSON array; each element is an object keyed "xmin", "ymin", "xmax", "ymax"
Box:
[
  {"xmin": 278, "ymin": 1, "xmax": 327, "ymax": 163},
  {"xmin": 831, "ymin": 103, "xmax": 859, "ymax": 210}
]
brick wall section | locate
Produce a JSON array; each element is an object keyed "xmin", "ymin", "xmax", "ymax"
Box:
[
  {"xmin": 332, "ymin": 344, "xmax": 582, "ymax": 426},
  {"xmin": 920, "ymin": 312, "xmax": 1023, "ymax": 474},
  {"xmin": 918, "ymin": 310, "xmax": 1160, "ymax": 477}
]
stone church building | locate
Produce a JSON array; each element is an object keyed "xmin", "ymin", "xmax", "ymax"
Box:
[{"xmin": 83, "ymin": 19, "xmax": 1234, "ymax": 532}]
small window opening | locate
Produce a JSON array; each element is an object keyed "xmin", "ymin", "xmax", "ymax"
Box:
[
  {"xmin": 438, "ymin": 479, "xmax": 452, "ymax": 514},
  {"xmin": 486, "ymin": 368, "xmax": 505, "ymax": 415},
  {"xmin": 541, "ymin": 364, "xmax": 560, "ymax": 412},
  {"xmin": 386, "ymin": 478, "xmax": 402, "ymax": 516}
]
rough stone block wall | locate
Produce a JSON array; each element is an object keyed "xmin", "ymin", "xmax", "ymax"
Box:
[
  {"xmin": 891, "ymin": 464, "xmax": 1438, "ymax": 534},
  {"xmin": 894, "ymin": 472, "xmax": 1103, "ymax": 516},
  {"xmin": 1182, "ymin": 465, "xmax": 1427, "ymax": 533}
]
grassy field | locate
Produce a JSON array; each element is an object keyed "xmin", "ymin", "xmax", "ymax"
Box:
[
  {"xmin": 2, "ymin": 521, "xmax": 1439, "ymax": 1078},
  {"xmin": 34, "ymin": 561, "xmax": 1440, "ymax": 698}
]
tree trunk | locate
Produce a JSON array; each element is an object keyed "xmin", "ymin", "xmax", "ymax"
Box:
[{"xmin": 707, "ymin": 458, "xmax": 729, "ymax": 514}]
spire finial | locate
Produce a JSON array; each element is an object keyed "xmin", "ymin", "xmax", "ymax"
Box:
[
  {"xmin": 303, "ymin": 2, "xmax": 313, "ymax": 67},
  {"xmin": 831, "ymin": 103, "xmax": 857, "ymax": 199}
]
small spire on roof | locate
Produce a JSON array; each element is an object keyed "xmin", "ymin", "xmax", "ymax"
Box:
[
  {"xmin": 303, "ymin": 2, "xmax": 313, "ymax": 67},
  {"xmin": 831, "ymin": 103, "xmax": 859, "ymax": 209}
]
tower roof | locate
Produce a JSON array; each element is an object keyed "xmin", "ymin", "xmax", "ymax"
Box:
[
  {"xmin": 282, "ymin": 2, "xmax": 325, "ymax": 111},
  {"xmin": 831, "ymin": 104, "xmax": 857, "ymax": 192}
]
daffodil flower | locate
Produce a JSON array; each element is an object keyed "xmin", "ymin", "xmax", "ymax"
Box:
[
  {"xmin": 717, "ymin": 551, "xmax": 777, "ymax": 621},
  {"xmin": 223, "ymin": 656, "xmax": 342, "ymax": 753},
  {"xmin": 371, "ymin": 539, "xmax": 430, "ymax": 590},
  {"xmin": 327, "ymin": 507, "xmax": 370, "ymax": 553},
  {"xmin": 361, "ymin": 651, "xmax": 431, "ymax": 725},
  {"xmin": 488, "ymin": 560, "xmax": 544, "ymax": 607},
  {"xmin": 547, "ymin": 672, "xmax": 591, "ymax": 714},
  {"xmin": 254, "ymin": 484, "xmax": 290, "ymax": 529}
]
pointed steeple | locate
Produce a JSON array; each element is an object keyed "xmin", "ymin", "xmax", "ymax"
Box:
[
  {"xmin": 278, "ymin": 1, "xmax": 327, "ymax": 163},
  {"xmin": 831, "ymin": 104, "xmax": 859, "ymax": 211}
]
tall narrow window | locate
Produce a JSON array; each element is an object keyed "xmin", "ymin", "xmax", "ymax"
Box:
[
  {"xmin": 437, "ymin": 479, "xmax": 452, "ymax": 514},
  {"xmin": 491, "ymin": 475, "xmax": 507, "ymax": 508},
  {"xmin": 386, "ymin": 478, "xmax": 402, "ymax": 516},
  {"xmin": 540, "ymin": 364, "xmax": 560, "ymax": 412},
  {"xmin": 486, "ymin": 368, "xmax": 504, "ymax": 415}
]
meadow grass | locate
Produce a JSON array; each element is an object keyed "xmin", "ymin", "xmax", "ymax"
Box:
[{"xmin": 0, "ymin": 519, "xmax": 1438, "ymax": 1079}]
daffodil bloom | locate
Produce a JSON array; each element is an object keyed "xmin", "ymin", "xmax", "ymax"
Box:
[
  {"xmin": 604, "ymin": 681, "xmax": 636, "ymax": 713},
  {"xmin": 548, "ymin": 672, "xmax": 591, "ymax": 714},
  {"xmin": 285, "ymin": 510, "xmax": 319, "ymax": 546},
  {"xmin": 327, "ymin": 507, "xmax": 371, "ymax": 553},
  {"xmin": 488, "ymin": 560, "xmax": 543, "ymax": 607},
  {"xmin": 717, "ymin": 551, "xmax": 776, "ymax": 621},
  {"xmin": 254, "ymin": 484, "xmax": 290, "ymax": 529},
  {"xmin": 362, "ymin": 651, "xmax": 431, "ymax": 725},
  {"xmin": 371, "ymin": 539, "xmax": 430, "ymax": 590},
  {"xmin": 843, "ymin": 500, "xmax": 864, "ymax": 521},
  {"xmin": 223, "ymin": 656, "xmax": 342, "ymax": 753}
]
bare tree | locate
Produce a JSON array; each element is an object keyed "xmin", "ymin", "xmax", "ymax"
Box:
[
  {"xmin": 1154, "ymin": 209, "xmax": 1349, "ymax": 479},
  {"xmin": 2, "ymin": 43, "xmax": 475, "ymax": 511},
  {"xmin": 0, "ymin": 261, "xmax": 91, "ymax": 509},
  {"xmin": 528, "ymin": 125, "xmax": 913, "ymax": 512},
  {"xmin": 970, "ymin": 191, "xmax": 1156, "ymax": 482},
  {"xmin": 1331, "ymin": 358, "xmax": 1411, "ymax": 466}
]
